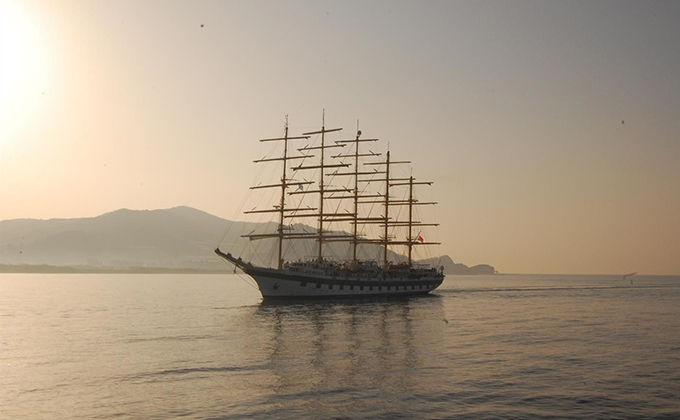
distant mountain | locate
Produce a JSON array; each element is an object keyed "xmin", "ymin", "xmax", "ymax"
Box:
[
  {"xmin": 417, "ymin": 255, "xmax": 496, "ymax": 275},
  {"xmin": 0, "ymin": 207, "xmax": 247, "ymax": 269},
  {"xmin": 0, "ymin": 206, "xmax": 494, "ymax": 274}
]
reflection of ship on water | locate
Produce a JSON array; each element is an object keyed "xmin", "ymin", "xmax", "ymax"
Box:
[
  {"xmin": 240, "ymin": 296, "xmax": 446, "ymax": 414},
  {"xmin": 215, "ymin": 113, "xmax": 444, "ymax": 298}
]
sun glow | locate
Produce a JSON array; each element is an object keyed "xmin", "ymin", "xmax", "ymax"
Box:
[{"xmin": 0, "ymin": 0, "xmax": 49, "ymax": 129}]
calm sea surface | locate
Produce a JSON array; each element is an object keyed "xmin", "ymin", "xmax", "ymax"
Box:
[{"xmin": 1, "ymin": 273, "xmax": 679, "ymax": 419}]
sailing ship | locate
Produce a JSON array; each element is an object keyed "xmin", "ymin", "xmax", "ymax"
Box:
[{"xmin": 215, "ymin": 113, "xmax": 444, "ymax": 298}]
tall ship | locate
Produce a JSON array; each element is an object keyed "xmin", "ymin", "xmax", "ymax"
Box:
[{"xmin": 215, "ymin": 113, "xmax": 444, "ymax": 298}]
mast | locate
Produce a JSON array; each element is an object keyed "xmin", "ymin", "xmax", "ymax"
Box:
[
  {"xmin": 327, "ymin": 123, "xmax": 382, "ymax": 261},
  {"xmin": 320, "ymin": 127, "xmax": 383, "ymax": 264},
  {"xmin": 318, "ymin": 112, "xmax": 325, "ymax": 262},
  {"xmin": 352, "ymin": 127, "xmax": 360, "ymax": 261},
  {"xmin": 277, "ymin": 117, "xmax": 289, "ymax": 269},
  {"xmin": 383, "ymin": 151, "xmax": 390, "ymax": 266},
  {"xmin": 407, "ymin": 175, "xmax": 413, "ymax": 265},
  {"xmin": 296, "ymin": 110, "xmax": 344, "ymax": 263},
  {"xmin": 242, "ymin": 117, "xmax": 314, "ymax": 267},
  {"xmin": 363, "ymin": 152, "xmax": 410, "ymax": 267},
  {"xmin": 389, "ymin": 176, "xmax": 439, "ymax": 266}
]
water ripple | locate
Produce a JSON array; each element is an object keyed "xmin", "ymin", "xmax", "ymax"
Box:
[{"xmin": 2, "ymin": 273, "xmax": 679, "ymax": 420}]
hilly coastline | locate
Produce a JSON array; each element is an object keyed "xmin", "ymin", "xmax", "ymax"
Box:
[{"xmin": 0, "ymin": 206, "xmax": 495, "ymax": 275}]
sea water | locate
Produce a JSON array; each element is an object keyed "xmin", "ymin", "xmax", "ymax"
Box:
[{"xmin": 1, "ymin": 273, "xmax": 679, "ymax": 419}]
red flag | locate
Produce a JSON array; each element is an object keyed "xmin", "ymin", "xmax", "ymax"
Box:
[{"xmin": 417, "ymin": 235, "xmax": 424, "ymax": 243}]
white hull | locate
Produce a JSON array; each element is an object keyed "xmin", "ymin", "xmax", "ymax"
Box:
[{"xmin": 248, "ymin": 268, "xmax": 442, "ymax": 298}]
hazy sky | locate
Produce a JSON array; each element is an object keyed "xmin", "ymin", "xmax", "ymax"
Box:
[{"xmin": 1, "ymin": 0, "xmax": 679, "ymax": 274}]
